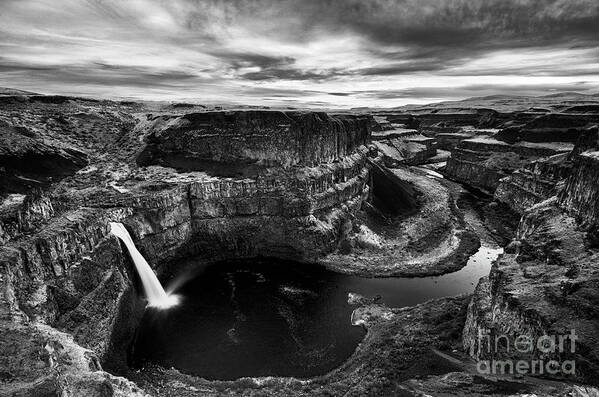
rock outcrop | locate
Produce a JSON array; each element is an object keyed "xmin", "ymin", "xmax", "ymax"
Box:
[
  {"xmin": 495, "ymin": 113, "xmax": 599, "ymax": 144},
  {"xmin": 463, "ymin": 199, "xmax": 599, "ymax": 385},
  {"xmin": 494, "ymin": 153, "xmax": 572, "ymax": 214},
  {"xmin": 445, "ymin": 138, "xmax": 572, "ymax": 193},
  {"xmin": 464, "ymin": 133, "xmax": 599, "ymax": 385},
  {"xmin": 320, "ymin": 161, "xmax": 479, "ymax": 276},
  {"xmin": 492, "ymin": 125, "xmax": 598, "ymax": 215},
  {"xmin": 0, "ymin": 321, "xmax": 148, "ymax": 396},
  {"xmin": 6, "ymin": 94, "xmax": 488, "ymax": 396},
  {"xmin": 0, "ymin": 120, "xmax": 88, "ymax": 194},
  {"xmin": 559, "ymin": 151, "xmax": 599, "ymax": 227},
  {"xmin": 3, "ymin": 90, "xmax": 599, "ymax": 396},
  {"xmin": 372, "ymin": 129, "xmax": 438, "ymax": 167},
  {"xmin": 138, "ymin": 111, "xmax": 370, "ymax": 169},
  {"xmin": 378, "ymin": 97, "xmax": 599, "ymax": 387},
  {"xmin": 0, "ymin": 97, "xmax": 382, "ymax": 395}
]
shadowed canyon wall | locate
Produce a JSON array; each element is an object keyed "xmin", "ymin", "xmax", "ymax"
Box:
[{"xmin": 0, "ymin": 101, "xmax": 380, "ymax": 395}]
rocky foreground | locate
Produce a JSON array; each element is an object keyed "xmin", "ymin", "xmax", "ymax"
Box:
[{"xmin": 1, "ymin": 91, "xmax": 599, "ymax": 396}]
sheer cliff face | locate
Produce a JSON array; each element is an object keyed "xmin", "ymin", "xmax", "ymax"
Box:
[
  {"xmin": 1, "ymin": 105, "xmax": 374, "ymax": 268},
  {"xmin": 463, "ymin": 127, "xmax": 599, "ymax": 385},
  {"xmin": 491, "ymin": 126, "xmax": 599, "ymax": 216},
  {"xmin": 126, "ymin": 111, "xmax": 373, "ymax": 266},
  {"xmin": 559, "ymin": 127, "xmax": 599, "ymax": 226},
  {"xmin": 435, "ymin": 110, "xmax": 595, "ymax": 199},
  {"xmin": 0, "ymin": 120, "xmax": 89, "ymax": 194},
  {"xmin": 122, "ymin": 149, "xmax": 372, "ymax": 270},
  {"xmin": 0, "ymin": 100, "xmax": 376, "ymax": 393},
  {"xmin": 463, "ymin": 201, "xmax": 599, "ymax": 385},
  {"xmin": 494, "ymin": 153, "xmax": 572, "ymax": 214},
  {"xmin": 559, "ymin": 153, "xmax": 599, "ymax": 226},
  {"xmin": 138, "ymin": 111, "xmax": 371, "ymax": 169},
  {"xmin": 1, "ymin": 109, "xmax": 373, "ymax": 274},
  {"xmin": 445, "ymin": 138, "xmax": 572, "ymax": 194}
]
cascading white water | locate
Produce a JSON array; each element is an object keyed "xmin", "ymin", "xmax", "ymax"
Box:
[{"xmin": 110, "ymin": 222, "xmax": 179, "ymax": 309}]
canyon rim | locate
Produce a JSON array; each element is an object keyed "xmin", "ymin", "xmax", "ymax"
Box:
[{"xmin": 1, "ymin": 1, "xmax": 599, "ymax": 396}]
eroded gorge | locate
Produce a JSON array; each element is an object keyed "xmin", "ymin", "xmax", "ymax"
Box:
[{"xmin": 1, "ymin": 92, "xmax": 599, "ymax": 396}]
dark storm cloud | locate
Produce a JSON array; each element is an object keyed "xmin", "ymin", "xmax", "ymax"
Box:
[
  {"xmin": 354, "ymin": 63, "xmax": 447, "ymax": 76},
  {"xmin": 316, "ymin": 0, "xmax": 599, "ymax": 48},
  {"xmin": 240, "ymin": 68, "xmax": 339, "ymax": 81},
  {"xmin": 0, "ymin": 0, "xmax": 598, "ymax": 106},
  {"xmin": 182, "ymin": 0, "xmax": 599, "ymax": 75},
  {"xmin": 0, "ymin": 58, "xmax": 200, "ymax": 88},
  {"xmin": 340, "ymin": 0, "xmax": 594, "ymax": 46},
  {"xmin": 212, "ymin": 52, "xmax": 335, "ymax": 81},
  {"xmin": 92, "ymin": 63, "xmax": 198, "ymax": 81},
  {"xmin": 239, "ymin": 86, "xmax": 320, "ymax": 98},
  {"xmin": 208, "ymin": 51, "xmax": 295, "ymax": 71}
]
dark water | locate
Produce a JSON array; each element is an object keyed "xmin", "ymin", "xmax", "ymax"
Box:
[
  {"xmin": 131, "ymin": 245, "xmax": 501, "ymax": 380},
  {"xmin": 132, "ymin": 259, "xmax": 365, "ymax": 380}
]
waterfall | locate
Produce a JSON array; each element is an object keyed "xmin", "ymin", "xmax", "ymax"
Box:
[{"xmin": 110, "ymin": 222, "xmax": 179, "ymax": 309}]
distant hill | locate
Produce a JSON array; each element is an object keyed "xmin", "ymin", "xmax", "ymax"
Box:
[
  {"xmin": 2, "ymin": 86, "xmax": 598, "ymax": 113},
  {"xmin": 358, "ymin": 92, "xmax": 599, "ymax": 114},
  {"xmin": 0, "ymin": 87, "xmax": 39, "ymax": 96}
]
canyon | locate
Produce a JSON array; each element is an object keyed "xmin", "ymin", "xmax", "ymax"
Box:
[{"xmin": 1, "ymin": 90, "xmax": 599, "ymax": 396}]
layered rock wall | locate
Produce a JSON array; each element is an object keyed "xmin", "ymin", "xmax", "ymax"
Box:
[
  {"xmin": 446, "ymin": 138, "xmax": 571, "ymax": 193},
  {"xmin": 463, "ymin": 200, "xmax": 599, "ymax": 384},
  {"xmin": 0, "ymin": 100, "xmax": 379, "ymax": 395},
  {"xmin": 494, "ymin": 153, "xmax": 572, "ymax": 214},
  {"xmin": 464, "ymin": 135, "xmax": 599, "ymax": 384},
  {"xmin": 175, "ymin": 150, "xmax": 371, "ymax": 265},
  {"xmin": 138, "ymin": 111, "xmax": 371, "ymax": 168},
  {"xmin": 494, "ymin": 114, "xmax": 599, "ymax": 145},
  {"xmin": 559, "ymin": 152, "xmax": 599, "ymax": 227},
  {"xmin": 0, "ymin": 120, "xmax": 88, "ymax": 194}
]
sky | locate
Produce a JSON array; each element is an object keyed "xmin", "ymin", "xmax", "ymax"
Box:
[{"xmin": 0, "ymin": 0, "xmax": 598, "ymax": 108}]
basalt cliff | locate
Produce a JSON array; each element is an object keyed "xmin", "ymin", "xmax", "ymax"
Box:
[{"xmin": 1, "ymin": 91, "xmax": 599, "ymax": 396}]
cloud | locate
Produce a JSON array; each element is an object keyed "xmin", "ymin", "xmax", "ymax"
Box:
[
  {"xmin": 0, "ymin": 0, "xmax": 598, "ymax": 107},
  {"xmin": 0, "ymin": 58, "xmax": 201, "ymax": 88},
  {"xmin": 240, "ymin": 68, "xmax": 337, "ymax": 81},
  {"xmin": 209, "ymin": 51, "xmax": 295, "ymax": 71},
  {"xmin": 173, "ymin": 0, "xmax": 599, "ymax": 51}
]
